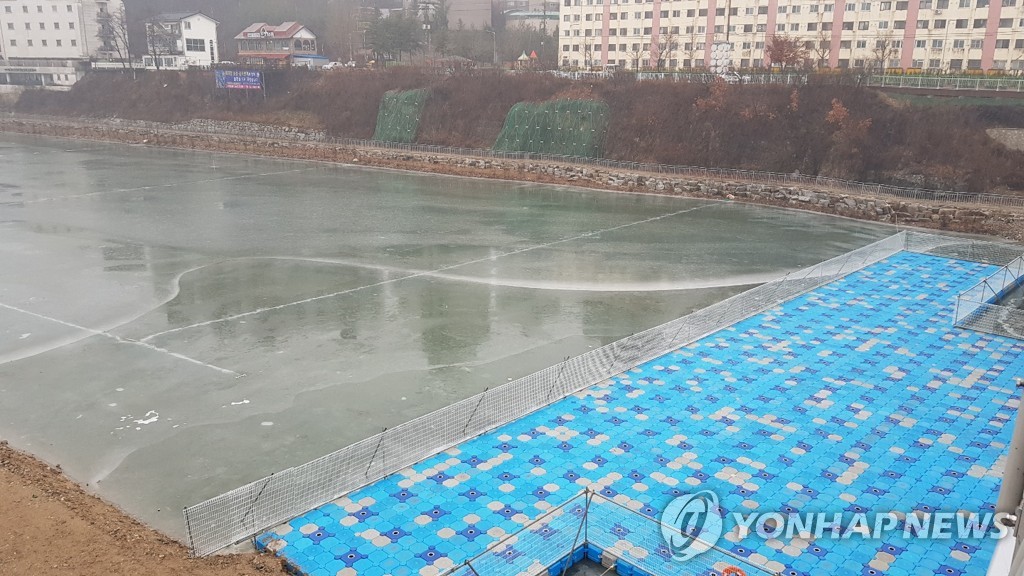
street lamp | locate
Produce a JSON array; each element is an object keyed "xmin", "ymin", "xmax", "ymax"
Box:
[{"xmin": 485, "ymin": 29, "xmax": 497, "ymax": 67}]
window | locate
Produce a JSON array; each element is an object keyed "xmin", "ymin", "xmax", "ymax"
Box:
[
  {"xmin": 792, "ymin": 5, "xmax": 802, "ymax": 13},
  {"xmin": 955, "ymin": 19, "xmax": 968, "ymax": 28},
  {"xmin": 846, "ymin": 2, "xmax": 855, "ymax": 9},
  {"xmin": 998, "ymin": 18, "xmax": 1012, "ymax": 27},
  {"xmin": 971, "ymin": 39, "xmax": 983, "ymax": 48},
  {"xmin": 807, "ymin": 22, "xmax": 818, "ymax": 31},
  {"xmin": 186, "ymin": 38, "xmax": 206, "ymax": 52},
  {"xmin": 916, "ymin": 39, "xmax": 926, "ymax": 48},
  {"xmin": 841, "ymin": 40, "xmax": 852, "ymax": 48},
  {"xmin": 973, "ymin": 19, "xmax": 986, "ymax": 28},
  {"xmin": 977, "ymin": 0, "xmax": 988, "ymax": 5},
  {"xmin": 932, "ymin": 39, "xmax": 943, "ymax": 48},
  {"xmin": 953, "ymin": 39, "xmax": 965, "ymax": 48},
  {"xmin": 920, "ymin": 0, "xmax": 932, "ymax": 6},
  {"xmin": 934, "ymin": 20, "xmax": 946, "ymax": 28},
  {"xmin": 778, "ymin": 5, "xmax": 787, "ymax": 12},
  {"xmin": 858, "ymin": 21, "xmax": 869, "ymax": 30},
  {"xmin": 917, "ymin": 20, "xmax": 928, "ymax": 28},
  {"xmin": 27, "ymin": 39, "xmax": 33, "ymax": 46},
  {"xmin": 928, "ymin": 58, "xmax": 940, "ymax": 67},
  {"xmin": 937, "ymin": 0, "xmax": 949, "ymax": 6},
  {"xmin": 24, "ymin": 23, "xmax": 30, "ymax": 30},
  {"xmin": 995, "ymin": 39, "xmax": 1009, "ymax": 48},
  {"xmin": 894, "ymin": 20, "xmax": 905, "ymax": 29},
  {"xmin": 3, "ymin": 5, "xmax": 10, "ymax": 13},
  {"xmin": 1003, "ymin": 0, "xmax": 1016, "ymax": 5},
  {"xmin": 824, "ymin": 3, "xmax": 834, "ymax": 10},
  {"xmin": 185, "ymin": 21, "xmax": 191, "ymax": 30},
  {"xmin": 8, "ymin": 40, "xmax": 15, "ymax": 47},
  {"xmin": 810, "ymin": 4, "xmax": 819, "ymax": 11},
  {"xmin": 37, "ymin": 5, "xmax": 42, "ymax": 12},
  {"xmin": 843, "ymin": 21, "xmax": 854, "ymax": 30},
  {"xmin": 660, "ymin": 10, "xmax": 668, "ymax": 17},
  {"xmin": 69, "ymin": 21, "xmax": 74, "ymax": 29},
  {"xmin": 895, "ymin": 0, "xmax": 908, "ymax": 8},
  {"xmin": 856, "ymin": 40, "xmax": 867, "ymax": 48},
  {"xmin": 967, "ymin": 59, "xmax": 981, "ymax": 69},
  {"xmin": 1017, "ymin": 39, "xmax": 1024, "ymax": 49},
  {"xmin": 70, "ymin": 39, "xmax": 77, "ymax": 46},
  {"xmin": 39, "ymin": 22, "xmax": 45, "ymax": 29},
  {"xmin": 67, "ymin": 4, "xmax": 73, "ymax": 11},
  {"xmin": 880, "ymin": 0, "xmax": 892, "ymax": 7},
  {"xmin": 791, "ymin": 23, "xmax": 800, "ymax": 31},
  {"xmin": 861, "ymin": 1, "xmax": 871, "ymax": 8},
  {"xmin": 5, "ymin": 23, "xmax": 11, "ymax": 30},
  {"xmin": 56, "ymin": 39, "xmax": 61, "ymax": 46},
  {"xmin": 878, "ymin": 20, "xmax": 888, "ymax": 28},
  {"xmin": 959, "ymin": 0, "xmax": 970, "ymax": 6},
  {"xmin": 777, "ymin": 23, "xmax": 785, "ymax": 31}
]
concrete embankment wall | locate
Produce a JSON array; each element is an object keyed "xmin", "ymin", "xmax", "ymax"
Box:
[{"xmin": 1, "ymin": 117, "xmax": 1020, "ymax": 241}]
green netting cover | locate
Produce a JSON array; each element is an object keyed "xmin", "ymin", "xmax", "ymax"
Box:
[
  {"xmin": 493, "ymin": 99, "xmax": 610, "ymax": 158},
  {"xmin": 372, "ymin": 89, "xmax": 430, "ymax": 143}
]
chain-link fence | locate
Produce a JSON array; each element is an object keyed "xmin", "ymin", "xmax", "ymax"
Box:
[
  {"xmin": 6, "ymin": 114, "xmax": 1024, "ymax": 208},
  {"xmin": 181, "ymin": 232, "xmax": 928, "ymax": 556},
  {"xmin": 955, "ymin": 256, "xmax": 1024, "ymax": 339},
  {"xmin": 439, "ymin": 490, "xmax": 778, "ymax": 576}
]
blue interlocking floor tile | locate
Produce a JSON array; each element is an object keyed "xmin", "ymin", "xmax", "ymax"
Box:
[{"xmin": 257, "ymin": 252, "xmax": 1024, "ymax": 576}]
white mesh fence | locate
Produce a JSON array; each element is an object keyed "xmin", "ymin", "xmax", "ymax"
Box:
[
  {"xmin": 954, "ymin": 255, "xmax": 1024, "ymax": 338},
  {"xmin": 182, "ymin": 232, "xmax": 927, "ymax": 556}
]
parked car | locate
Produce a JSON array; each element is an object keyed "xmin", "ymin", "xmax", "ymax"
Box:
[
  {"xmin": 322, "ymin": 62, "xmax": 344, "ymax": 71},
  {"xmin": 719, "ymin": 71, "xmax": 742, "ymax": 84}
]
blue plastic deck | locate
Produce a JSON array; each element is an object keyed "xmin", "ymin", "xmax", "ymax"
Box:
[{"xmin": 257, "ymin": 251, "xmax": 1024, "ymax": 576}]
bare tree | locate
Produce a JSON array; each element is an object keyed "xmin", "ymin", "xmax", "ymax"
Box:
[
  {"xmin": 813, "ymin": 28, "xmax": 831, "ymax": 69},
  {"xmin": 655, "ymin": 30, "xmax": 677, "ymax": 71},
  {"xmin": 145, "ymin": 20, "xmax": 179, "ymax": 70},
  {"xmin": 101, "ymin": 5, "xmax": 135, "ymax": 74},
  {"xmin": 583, "ymin": 35, "xmax": 595, "ymax": 70},
  {"xmin": 765, "ymin": 34, "xmax": 808, "ymax": 70},
  {"xmin": 870, "ymin": 32, "xmax": 899, "ymax": 73},
  {"xmin": 627, "ymin": 40, "xmax": 646, "ymax": 71}
]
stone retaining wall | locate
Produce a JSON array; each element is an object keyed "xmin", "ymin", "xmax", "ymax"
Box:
[{"xmin": 2, "ymin": 116, "xmax": 1020, "ymax": 241}]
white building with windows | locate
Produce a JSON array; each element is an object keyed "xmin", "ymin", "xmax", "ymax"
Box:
[
  {"xmin": 559, "ymin": 0, "xmax": 1024, "ymax": 73},
  {"xmin": 0, "ymin": 0, "xmax": 123, "ymax": 89},
  {"xmin": 142, "ymin": 12, "xmax": 219, "ymax": 70}
]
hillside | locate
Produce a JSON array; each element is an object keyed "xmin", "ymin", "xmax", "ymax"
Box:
[{"xmin": 15, "ymin": 69, "xmax": 1024, "ymax": 193}]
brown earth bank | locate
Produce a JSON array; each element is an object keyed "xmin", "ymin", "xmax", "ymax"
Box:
[
  {"xmin": 2, "ymin": 117, "xmax": 1022, "ymax": 242},
  {"xmin": 0, "ymin": 440, "xmax": 286, "ymax": 576},
  {"xmin": 12, "ymin": 69, "xmax": 1024, "ymax": 194}
]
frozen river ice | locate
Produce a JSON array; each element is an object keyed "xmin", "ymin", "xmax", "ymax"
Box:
[{"xmin": 0, "ymin": 134, "xmax": 891, "ymax": 538}]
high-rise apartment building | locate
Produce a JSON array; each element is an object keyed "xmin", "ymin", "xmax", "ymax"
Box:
[
  {"xmin": 559, "ymin": 0, "xmax": 1024, "ymax": 72},
  {"xmin": 0, "ymin": 0, "xmax": 124, "ymax": 89}
]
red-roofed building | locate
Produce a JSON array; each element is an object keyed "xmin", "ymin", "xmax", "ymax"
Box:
[{"xmin": 234, "ymin": 22, "xmax": 319, "ymax": 68}]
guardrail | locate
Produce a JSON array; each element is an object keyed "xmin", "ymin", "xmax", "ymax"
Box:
[
  {"xmin": 864, "ymin": 75, "xmax": 1024, "ymax": 92},
  {"xmin": 6, "ymin": 114, "xmax": 1024, "ymax": 209}
]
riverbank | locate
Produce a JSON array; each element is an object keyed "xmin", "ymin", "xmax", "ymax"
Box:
[
  {"xmin": 0, "ymin": 441, "xmax": 284, "ymax": 575},
  {"xmin": 2, "ymin": 115, "xmax": 1021, "ymax": 241}
]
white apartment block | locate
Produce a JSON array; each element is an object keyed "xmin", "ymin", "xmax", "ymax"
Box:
[
  {"xmin": 559, "ymin": 0, "xmax": 1024, "ymax": 72},
  {"xmin": 142, "ymin": 12, "xmax": 220, "ymax": 70},
  {"xmin": 0, "ymin": 0, "xmax": 123, "ymax": 89}
]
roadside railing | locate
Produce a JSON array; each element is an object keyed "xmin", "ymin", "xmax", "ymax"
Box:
[{"xmin": 5, "ymin": 113, "xmax": 1024, "ymax": 209}]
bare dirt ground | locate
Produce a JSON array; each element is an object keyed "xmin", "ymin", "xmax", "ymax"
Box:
[{"xmin": 0, "ymin": 441, "xmax": 285, "ymax": 576}]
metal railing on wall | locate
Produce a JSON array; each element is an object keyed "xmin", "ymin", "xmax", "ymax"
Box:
[{"xmin": 6, "ymin": 114, "xmax": 1024, "ymax": 209}]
